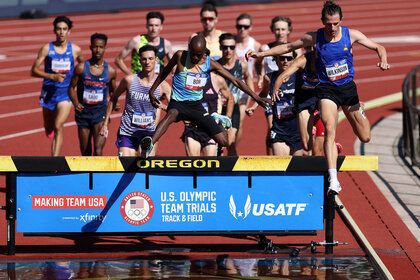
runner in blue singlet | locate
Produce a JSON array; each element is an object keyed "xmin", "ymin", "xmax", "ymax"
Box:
[
  {"xmin": 30, "ymin": 15, "xmax": 84, "ymax": 156},
  {"xmin": 68, "ymin": 33, "xmax": 117, "ymax": 156},
  {"xmin": 246, "ymin": 0, "xmax": 390, "ymax": 195}
]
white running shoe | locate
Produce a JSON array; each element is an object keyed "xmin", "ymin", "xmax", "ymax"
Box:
[
  {"xmin": 327, "ymin": 178, "xmax": 342, "ymax": 196},
  {"xmin": 140, "ymin": 136, "xmax": 153, "ymax": 158},
  {"xmin": 211, "ymin": 112, "xmax": 232, "ymax": 129}
]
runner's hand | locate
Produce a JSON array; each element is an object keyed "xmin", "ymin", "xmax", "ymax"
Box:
[
  {"xmin": 53, "ymin": 73, "xmax": 66, "ymax": 82},
  {"xmin": 99, "ymin": 124, "xmax": 108, "ymax": 137},
  {"xmin": 255, "ymin": 96, "xmax": 273, "ymax": 111},
  {"xmin": 377, "ymin": 61, "xmax": 390, "ymax": 71},
  {"xmin": 245, "ymin": 50, "xmax": 261, "ymax": 61},
  {"xmin": 272, "ymin": 89, "xmax": 282, "ymax": 102},
  {"xmin": 74, "ymin": 103, "xmax": 84, "ymax": 113}
]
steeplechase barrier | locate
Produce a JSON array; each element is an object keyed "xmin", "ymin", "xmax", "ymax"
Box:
[{"xmin": 0, "ymin": 155, "xmax": 378, "ymax": 256}]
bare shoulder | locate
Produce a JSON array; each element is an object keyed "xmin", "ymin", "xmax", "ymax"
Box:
[{"xmin": 108, "ymin": 64, "xmax": 117, "ymax": 77}]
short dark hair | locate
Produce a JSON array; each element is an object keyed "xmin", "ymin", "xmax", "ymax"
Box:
[
  {"xmin": 53, "ymin": 15, "xmax": 72, "ymax": 29},
  {"xmin": 201, "ymin": 2, "xmax": 218, "ymax": 17},
  {"xmin": 321, "ymin": 1, "xmax": 342, "ymax": 21},
  {"xmin": 219, "ymin": 33, "xmax": 236, "ymax": 45},
  {"xmin": 147, "ymin": 11, "xmax": 164, "ymax": 23},
  {"xmin": 138, "ymin": 45, "xmax": 157, "ymax": 56},
  {"xmin": 90, "ymin": 33, "xmax": 108, "ymax": 45},
  {"xmin": 270, "ymin": 16, "xmax": 292, "ymax": 32},
  {"xmin": 236, "ymin": 13, "xmax": 252, "ymax": 24}
]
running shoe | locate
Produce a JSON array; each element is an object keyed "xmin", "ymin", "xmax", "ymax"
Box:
[
  {"xmin": 46, "ymin": 131, "xmax": 54, "ymax": 139},
  {"xmin": 327, "ymin": 178, "xmax": 342, "ymax": 196},
  {"xmin": 140, "ymin": 136, "xmax": 153, "ymax": 158},
  {"xmin": 211, "ymin": 112, "xmax": 232, "ymax": 129}
]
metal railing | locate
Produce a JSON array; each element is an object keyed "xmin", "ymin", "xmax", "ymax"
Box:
[{"xmin": 402, "ymin": 65, "xmax": 420, "ymax": 167}]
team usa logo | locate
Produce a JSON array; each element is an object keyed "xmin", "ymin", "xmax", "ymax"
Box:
[
  {"xmin": 229, "ymin": 194, "xmax": 251, "ymax": 220},
  {"xmin": 120, "ymin": 191, "xmax": 154, "ymax": 225}
]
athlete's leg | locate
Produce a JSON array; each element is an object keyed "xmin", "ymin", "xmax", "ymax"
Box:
[
  {"xmin": 342, "ymin": 103, "xmax": 371, "ymax": 143},
  {"xmin": 211, "ymin": 128, "xmax": 229, "ymax": 147},
  {"xmin": 272, "ymin": 142, "xmax": 291, "ymax": 156},
  {"xmin": 312, "ymin": 136, "xmax": 324, "ymax": 155},
  {"xmin": 52, "ymin": 101, "xmax": 72, "ymax": 156},
  {"xmin": 42, "ymin": 107, "xmax": 55, "ymax": 137},
  {"xmin": 297, "ymin": 109, "xmax": 314, "ymax": 152},
  {"xmin": 78, "ymin": 127, "xmax": 92, "ymax": 156},
  {"xmin": 227, "ymin": 127, "xmax": 238, "ymax": 156},
  {"xmin": 236, "ymin": 97, "xmax": 250, "ymax": 144},
  {"xmin": 185, "ymin": 137, "xmax": 202, "ymax": 156},
  {"xmin": 203, "ymin": 144, "xmax": 217, "ymax": 156},
  {"xmin": 92, "ymin": 122, "xmax": 107, "ymax": 156},
  {"xmin": 119, "ymin": 147, "xmax": 137, "ymax": 156},
  {"xmin": 266, "ymin": 114, "xmax": 273, "ymax": 155},
  {"xmin": 151, "ymin": 108, "xmax": 179, "ymax": 144}
]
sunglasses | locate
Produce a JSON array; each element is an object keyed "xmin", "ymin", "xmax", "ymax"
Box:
[
  {"xmin": 236, "ymin": 24, "xmax": 250, "ymax": 30},
  {"xmin": 278, "ymin": 56, "xmax": 294, "ymax": 61},
  {"xmin": 221, "ymin": 45, "xmax": 235, "ymax": 50},
  {"xmin": 201, "ymin": 17, "xmax": 215, "ymax": 22}
]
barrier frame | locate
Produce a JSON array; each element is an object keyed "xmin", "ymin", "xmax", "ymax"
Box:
[{"xmin": 1, "ymin": 155, "xmax": 378, "ymax": 256}]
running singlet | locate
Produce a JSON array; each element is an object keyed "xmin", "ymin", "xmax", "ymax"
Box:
[
  {"xmin": 316, "ymin": 26, "xmax": 354, "ymax": 86},
  {"xmin": 131, "ymin": 35, "xmax": 165, "ymax": 74},
  {"xmin": 301, "ymin": 52, "xmax": 319, "ymax": 90},
  {"xmin": 77, "ymin": 60, "xmax": 109, "ymax": 108},
  {"xmin": 270, "ymin": 71, "xmax": 296, "ymax": 121},
  {"xmin": 217, "ymin": 58, "xmax": 242, "ymax": 104},
  {"xmin": 42, "ymin": 41, "xmax": 74, "ymax": 89},
  {"xmin": 119, "ymin": 74, "xmax": 161, "ymax": 135},
  {"xmin": 236, "ymin": 37, "xmax": 255, "ymax": 78},
  {"xmin": 262, "ymin": 42, "xmax": 280, "ymax": 74},
  {"xmin": 198, "ymin": 30, "xmax": 223, "ymax": 60},
  {"xmin": 171, "ymin": 53, "xmax": 210, "ymax": 102},
  {"xmin": 201, "ymin": 74, "xmax": 219, "ymax": 115}
]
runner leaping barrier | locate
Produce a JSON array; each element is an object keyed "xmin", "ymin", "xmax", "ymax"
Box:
[{"xmin": 0, "ymin": 155, "xmax": 377, "ymax": 256}]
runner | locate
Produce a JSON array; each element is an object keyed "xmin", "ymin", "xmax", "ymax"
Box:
[
  {"xmin": 190, "ymin": 2, "xmax": 223, "ymax": 60},
  {"xmin": 140, "ymin": 35, "xmax": 271, "ymax": 158},
  {"xmin": 30, "ymin": 15, "xmax": 84, "ymax": 156},
  {"xmin": 247, "ymin": 51, "xmax": 304, "ymax": 156},
  {"xmin": 217, "ymin": 33, "xmax": 254, "ymax": 155},
  {"xmin": 115, "ymin": 11, "xmax": 172, "ymax": 75},
  {"xmin": 182, "ymin": 71, "xmax": 234, "ymax": 156},
  {"xmin": 100, "ymin": 45, "xmax": 171, "ymax": 156},
  {"xmin": 235, "ymin": 13, "xmax": 262, "ymax": 149},
  {"xmin": 246, "ymin": 0, "xmax": 390, "ymax": 195},
  {"xmin": 68, "ymin": 33, "xmax": 117, "ymax": 156}
]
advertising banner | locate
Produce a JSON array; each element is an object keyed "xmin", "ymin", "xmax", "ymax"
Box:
[{"xmin": 17, "ymin": 172, "xmax": 324, "ymax": 233}]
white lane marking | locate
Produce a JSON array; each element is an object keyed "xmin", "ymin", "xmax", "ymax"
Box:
[
  {"xmin": 0, "ymin": 108, "xmax": 41, "ymax": 119},
  {"xmin": 371, "ymin": 35, "xmax": 420, "ymax": 43}
]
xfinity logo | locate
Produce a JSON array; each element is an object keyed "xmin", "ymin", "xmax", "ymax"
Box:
[
  {"xmin": 229, "ymin": 195, "xmax": 307, "ymax": 220},
  {"xmin": 79, "ymin": 213, "xmax": 107, "ymax": 223}
]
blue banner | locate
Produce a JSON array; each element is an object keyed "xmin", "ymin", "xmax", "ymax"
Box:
[{"xmin": 17, "ymin": 172, "xmax": 324, "ymax": 233}]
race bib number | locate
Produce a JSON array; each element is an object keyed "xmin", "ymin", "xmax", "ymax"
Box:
[
  {"xmin": 185, "ymin": 72, "xmax": 208, "ymax": 90},
  {"xmin": 132, "ymin": 111, "xmax": 154, "ymax": 128},
  {"xmin": 51, "ymin": 59, "xmax": 71, "ymax": 73},
  {"xmin": 325, "ymin": 60, "xmax": 349, "ymax": 82},
  {"xmin": 83, "ymin": 89, "xmax": 104, "ymax": 104},
  {"xmin": 276, "ymin": 96, "xmax": 294, "ymax": 119}
]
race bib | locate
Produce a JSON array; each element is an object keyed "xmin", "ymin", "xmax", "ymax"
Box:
[
  {"xmin": 83, "ymin": 89, "xmax": 104, "ymax": 104},
  {"xmin": 51, "ymin": 59, "xmax": 71, "ymax": 73},
  {"xmin": 325, "ymin": 60, "xmax": 349, "ymax": 82},
  {"xmin": 276, "ymin": 96, "xmax": 294, "ymax": 119},
  {"xmin": 132, "ymin": 111, "xmax": 154, "ymax": 128},
  {"xmin": 185, "ymin": 72, "xmax": 208, "ymax": 90}
]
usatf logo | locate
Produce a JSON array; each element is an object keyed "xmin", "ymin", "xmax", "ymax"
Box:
[
  {"xmin": 229, "ymin": 194, "xmax": 308, "ymax": 220},
  {"xmin": 229, "ymin": 194, "xmax": 251, "ymax": 220},
  {"xmin": 120, "ymin": 192, "xmax": 154, "ymax": 225}
]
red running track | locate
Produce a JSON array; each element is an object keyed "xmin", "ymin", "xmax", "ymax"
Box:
[{"xmin": 0, "ymin": 0, "xmax": 419, "ymax": 278}]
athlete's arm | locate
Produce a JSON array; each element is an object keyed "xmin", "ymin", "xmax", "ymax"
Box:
[
  {"xmin": 72, "ymin": 43, "xmax": 84, "ymax": 64},
  {"xmin": 67, "ymin": 62, "xmax": 85, "ymax": 113},
  {"xmin": 164, "ymin": 39, "xmax": 173, "ymax": 60},
  {"xmin": 272, "ymin": 55, "xmax": 306, "ymax": 101},
  {"xmin": 350, "ymin": 29, "xmax": 390, "ymax": 71},
  {"xmin": 100, "ymin": 75, "xmax": 131, "ymax": 137},
  {"xmin": 148, "ymin": 50, "xmax": 180, "ymax": 108},
  {"xmin": 30, "ymin": 44, "xmax": 66, "ymax": 82},
  {"xmin": 108, "ymin": 65, "xmax": 120, "ymax": 111},
  {"xmin": 241, "ymin": 61, "xmax": 254, "ymax": 92},
  {"xmin": 246, "ymin": 75, "xmax": 271, "ymax": 116},
  {"xmin": 159, "ymin": 80, "xmax": 172, "ymax": 111},
  {"xmin": 246, "ymin": 32, "xmax": 315, "ymax": 60},
  {"xmin": 210, "ymin": 60, "xmax": 272, "ymax": 110},
  {"xmin": 213, "ymin": 74, "xmax": 234, "ymax": 119},
  {"xmin": 115, "ymin": 36, "xmax": 139, "ymax": 75}
]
